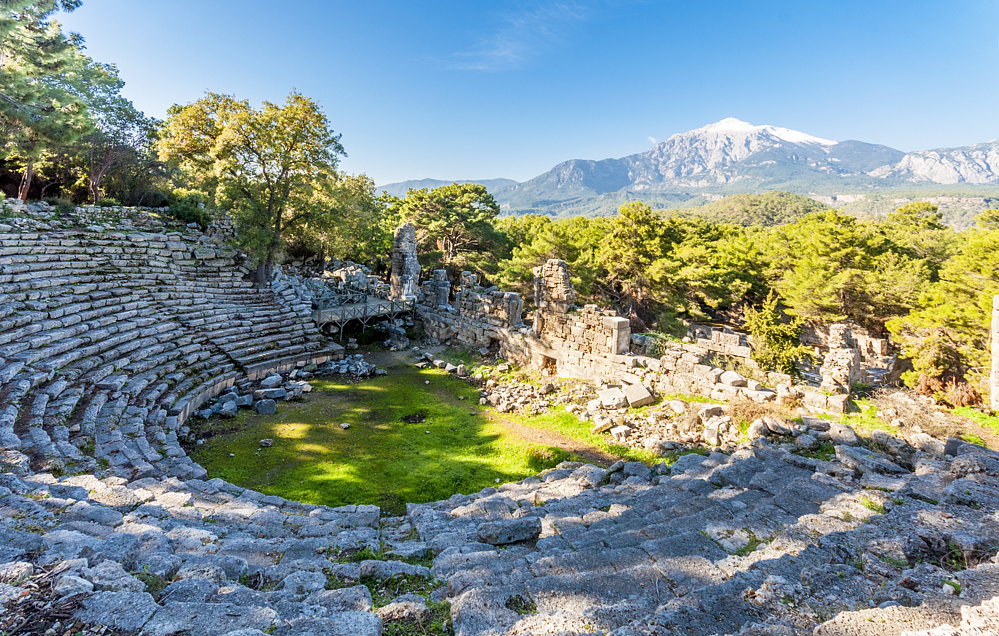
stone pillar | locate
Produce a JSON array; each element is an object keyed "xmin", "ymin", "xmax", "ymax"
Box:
[
  {"xmin": 819, "ymin": 324, "xmax": 866, "ymax": 393},
  {"xmin": 432, "ymin": 270, "xmax": 450, "ymax": 307},
  {"xmin": 992, "ymin": 295, "xmax": 999, "ymax": 411},
  {"xmin": 390, "ymin": 223, "xmax": 420, "ymax": 300}
]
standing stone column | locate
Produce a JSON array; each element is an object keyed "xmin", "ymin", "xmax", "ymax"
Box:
[
  {"xmin": 390, "ymin": 223, "xmax": 420, "ymax": 300},
  {"xmin": 992, "ymin": 295, "xmax": 999, "ymax": 411}
]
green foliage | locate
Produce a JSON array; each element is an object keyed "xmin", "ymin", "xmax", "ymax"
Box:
[
  {"xmin": 743, "ymin": 291, "xmax": 812, "ymax": 375},
  {"xmin": 388, "ymin": 182, "xmax": 501, "ymax": 270},
  {"xmin": 976, "ymin": 209, "xmax": 999, "ymax": 230},
  {"xmin": 133, "ymin": 571, "xmax": 169, "ymax": 600},
  {"xmin": 860, "ymin": 496, "xmax": 886, "ymax": 514},
  {"xmin": 691, "ymin": 191, "xmax": 830, "ymax": 226},
  {"xmin": 167, "ymin": 189, "xmax": 210, "ymax": 227},
  {"xmin": 95, "ymin": 197, "xmax": 120, "ymax": 207},
  {"xmin": 887, "ymin": 227, "xmax": 999, "ymax": 388},
  {"xmin": 296, "ymin": 173, "xmax": 392, "ymax": 263},
  {"xmin": 953, "ymin": 407, "xmax": 999, "ymax": 435},
  {"xmin": 1, "ymin": 2, "xmax": 125, "ymax": 200},
  {"xmin": 158, "ymin": 91, "xmax": 345, "ymax": 277},
  {"xmin": 766, "ymin": 209, "xmax": 929, "ymax": 330}
]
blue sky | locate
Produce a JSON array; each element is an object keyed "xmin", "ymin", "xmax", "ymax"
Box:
[{"xmin": 59, "ymin": 1, "xmax": 999, "ymax": 186}]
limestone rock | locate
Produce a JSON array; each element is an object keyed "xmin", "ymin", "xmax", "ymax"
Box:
[{"xmin": 477, "ymin": 517, "xmax": 542, "ymax": 545}]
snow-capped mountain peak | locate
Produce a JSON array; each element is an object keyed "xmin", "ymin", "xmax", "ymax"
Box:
[{"xmin": 687, "ymin": 118, "xmax": 837, "ymax": 147}]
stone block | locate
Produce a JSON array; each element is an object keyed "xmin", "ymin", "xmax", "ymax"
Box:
[
  {"xmin": 597, "ymin": 388, "xmax": 628, "ymax": 409},
  {"xmin": 719, "ymin": 370, "xmax": 747, "ymax": 387},
  {"xmin": 255, "ymin": 400, "xmax": 276, "ymax": 415},
  {"xmin": 622, "ymin": 383, "xmax": 654, "ymax": 408},
  {"xmin": 477, "ymin": 517, "xmax": 542, "ymax": 545}
]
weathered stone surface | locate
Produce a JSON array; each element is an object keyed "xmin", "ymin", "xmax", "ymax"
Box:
[
  {"xmin": 719, "ymin": 370, "xmax": 747, "ymax": 387},
  {"xmin": 141, "ymin": 603, "xmax": 278, "ymax": 636},
  {"xmin": 76, "ymin": 591, "xmax": 159, "ymax": 632},
  {"xmin": 835, "ymin": 445, "xmax": 906, "ymax": 475},
  {"xmin": 259, "ymin": 375, "xmax": 283, "ymax": 389},
  {"xmin": 597, "ymin": 387, "xmax": 628, "ymax": 409},
  {"xmin": 255, "ymin": 399, "xmax": 277, "ymax": 415},
  {"xmin": 476, "ymin": 517, "xmax": 542, "ymax": 545},
  {"xmin": 622, "ymin": 382, "xmax": 654, "ymax": 408},
  {"xmin": 306, "ymin": 585, "xmax": 372, "ymax": 612}
]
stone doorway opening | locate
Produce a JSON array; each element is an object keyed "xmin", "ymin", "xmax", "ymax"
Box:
[{"xmin": 541, "ymin": 355, "xmax": 558, "ymax": 377}]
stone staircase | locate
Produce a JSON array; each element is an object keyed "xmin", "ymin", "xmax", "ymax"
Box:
[
  {"xmin": 408, "ymin": 444, "xmax": 999, "ymax": 636},
  {"xmin": 0, "ymin": 208, "xmax": 330, "ymax": 482},
  {"xmin": 0, "ymin": 433, "xmax": 996, "ymax": 635}
]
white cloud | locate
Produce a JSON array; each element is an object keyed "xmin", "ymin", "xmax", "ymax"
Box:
[
  {"xmin": 447, "ymin": 2, "xmax": 594, "ymax": 72},
  {"xmin": 648, "ymin": 136, "xmax": 658, "ymax": 145}
]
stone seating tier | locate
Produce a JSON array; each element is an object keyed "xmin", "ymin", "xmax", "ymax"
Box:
[{"xmin": 0, "ymin": 226, "xmax": 332, "ymax": 478}]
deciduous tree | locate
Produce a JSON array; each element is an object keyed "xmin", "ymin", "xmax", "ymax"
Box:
[{"xmin": 159, "ymin": 91, "xmax": 345, "ymax": 281}]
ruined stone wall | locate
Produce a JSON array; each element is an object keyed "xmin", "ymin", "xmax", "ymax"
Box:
[
  {"xmin": 801, "ymin": 321, "xmax": 890, "ymax": 358},
  {"xmin": 818, "ymin": 324, "xmax": 868, "ymax": 393},
  {"xmin": 690, "ymin": 324, "xmax": 753, "ymax": 359},
  {"xmin": 390, "ymin": 222, "xmax": 420, "ymax": 300},
  {"xmin": 411, "ymin": 255, "xmax": 853, "ymax": 413},
  {"xmin": 532, "ymin": 261, "xmax": 630, "ymax": 359},
  {"xmin": 417, "ymin": 271, "xmax": 526, "ymax": 349}
]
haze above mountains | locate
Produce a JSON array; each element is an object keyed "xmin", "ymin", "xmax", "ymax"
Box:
[{"xmin": 378, "ymin": 118, "xmax": 999, "ymax": 217}]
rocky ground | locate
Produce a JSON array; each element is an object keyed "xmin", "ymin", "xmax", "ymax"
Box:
[
  {"xmin": 1, "ymin": 200, "xmax": 997, "ymax": 635},
  {"xmin": 2, "ymin": 420, "xmax": 997, "ymax": 635}
]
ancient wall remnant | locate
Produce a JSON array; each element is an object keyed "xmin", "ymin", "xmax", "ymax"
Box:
[
  {"xmin": 801, "ymin": 321, "xmax": 890, "ymax": 358},
  {"xmin": 390, "ymin": 222, "xmax": 421, "ymax": 300},
  {"xmin": 992, "ymin": 295, "xmax": 999, "ymax": 411},
  {"xmin": 531, "ymin": 259, "xmax": 630, "ymax": 358},
  {"xmin": 417, "ymin": 270, "xmax": 524, "ymax": 348},
  {"xmin": 691, "ymin": 325, "xmax": 752, "ymax": 359},
  {"xmin": 405, "ymin": 243, "xmax": 853, "ymax": 412},
  {"xmin": 819, "ymin": 324, "xmax": 867, "ymax": 393}
]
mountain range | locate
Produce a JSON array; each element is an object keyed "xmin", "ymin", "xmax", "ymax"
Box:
[{"xmin": 377, "ymin": 118, "xmax": 999, "ymax": 217}]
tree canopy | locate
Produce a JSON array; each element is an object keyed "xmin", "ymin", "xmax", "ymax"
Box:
[
  {"xmin": 159, "ymin": 90, "xmax": 345, "ymax": 279},
  {"xmin": 386, "ymin": 182, "xmax": 501, "ymax": 269}
]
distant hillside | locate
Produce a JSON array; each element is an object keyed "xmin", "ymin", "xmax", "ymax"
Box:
[
  {"xmin": 376, "ymin": 178, "xmax": 518, "ymax": 198},
  {"xmin": 484, "ymin": 118, "xmax": 999, "ymax": 218},
  {"xmin": 683, "ymin": 191, "xmax": 830, "ymax": 226}
]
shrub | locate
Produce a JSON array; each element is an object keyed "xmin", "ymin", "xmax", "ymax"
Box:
[
  {"xmin": 96, "ymin": 197, "xmax": 121, "ymax": 207},
  {"xmin": 167, "ymin": 189, "xmax": 210, "ymax": 228},
  {"xmin": 744, "ymin": 290, "xmax": 814, "ymax": 376},
  {"xmin": 43, "ymin": 196, "xmax": 75, "ymax": 212}
]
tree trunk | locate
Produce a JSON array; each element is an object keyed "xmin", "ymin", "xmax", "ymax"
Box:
[
  {"xmin": 265, "ymin": 209, "xmax": 283, "ymax": 282},
  {"xmin": 992, "ymin": 295, "xmax": 999, "ymax": 411},
  {"xmin": 255, "ymin": 262, "xmax": 271, "ymax": 285},
  {"xmin": 17, "ymin": 161, "xmax": 34, "ymax": 201}
]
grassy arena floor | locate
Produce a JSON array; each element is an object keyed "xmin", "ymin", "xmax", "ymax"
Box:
[{"xmin": 187, "ymin": 361, "xmax": 577, "ymax": 515}]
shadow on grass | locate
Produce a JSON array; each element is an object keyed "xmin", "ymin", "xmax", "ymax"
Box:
[{"xmin": 187, "ymin": 362, "xmax": 569, "ymax": 515}]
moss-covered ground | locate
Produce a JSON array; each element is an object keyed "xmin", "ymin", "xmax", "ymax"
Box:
[
  {"xmin": 188, "ymin": 357, "xmax": 587, "ymax": 515},
  {"xmin": 503, "ymin": 406, "xmax": 663, "ymax": 464}
]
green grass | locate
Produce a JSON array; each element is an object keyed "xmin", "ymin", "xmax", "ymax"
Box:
[
  {"xmin": 839, "ymin": 398, "xmax": 894, "ymax": 434},
  {"xmin": 188, "ymin": 363, "xmax": 574, "ymax": 515},
  {"xmin": 860, "ymin": 496, "xmax": 886, "ymax": 514},
  {"xmin": 795, "ymin": 440, "xmax": 836, "ymax": 462},
  {"xmin": 953, "ymin": 407, "xmax": 999, "ymax": 436},
  {"xmin": 505, "ymin": 406, "xmax": 667, "ymax": 465}
]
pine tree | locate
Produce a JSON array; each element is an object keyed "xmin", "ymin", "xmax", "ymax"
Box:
[{"xmin": 0, "ymin": 1, "xmax": 100, "ymax": 199}]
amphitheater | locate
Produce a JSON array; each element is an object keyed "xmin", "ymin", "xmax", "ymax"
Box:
[{"xmin": 0, "ymin": 200, "xmax": 997, "ymax": 636}]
